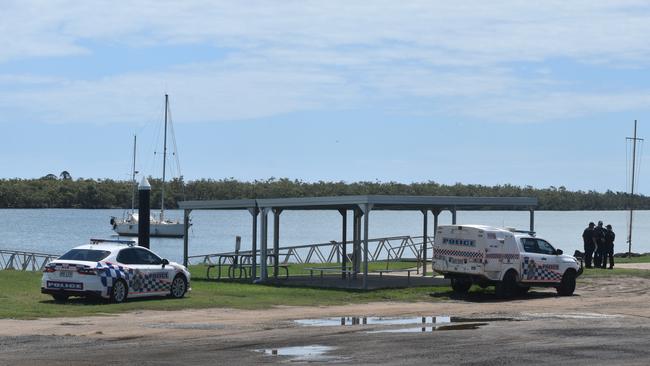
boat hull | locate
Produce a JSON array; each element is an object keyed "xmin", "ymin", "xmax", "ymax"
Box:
[{"xmin": 112, "ymin": 222, "xmax": 185, "ymax": 238}]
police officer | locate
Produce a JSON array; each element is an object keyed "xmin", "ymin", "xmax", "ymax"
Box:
[
  {"xmin": 602, "ymin": 224, "xmax": 615, "ymax": 269},
  {"xmin": 582, "ymin": 222, "xmax": 595, "ymax": 268},
  {"xmin": 593, "ymin": 221, "xmax": 606, "ymax": 268}
]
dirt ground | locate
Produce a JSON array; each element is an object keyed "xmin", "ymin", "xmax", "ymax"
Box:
[{"xmin": 2, "ymin": 275, "xmax": 650, "ymax": 365}]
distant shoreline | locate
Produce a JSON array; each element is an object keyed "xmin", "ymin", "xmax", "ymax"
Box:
[{"xmin": 0, "ymin": 177, "xmax": 647, "ymax": 210}]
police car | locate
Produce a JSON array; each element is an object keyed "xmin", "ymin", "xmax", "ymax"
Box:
[
  {"xmin": 41, "ymin": 239, "xmax": 191, "ymax": 303},
  {"xmin": 433, "ymin": 225, "xmax": 582, "ymax": 298}
]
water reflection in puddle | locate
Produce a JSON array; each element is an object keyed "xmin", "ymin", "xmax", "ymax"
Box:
[
  {"xmin": 295, "ymin": 316, "xmax": 452, "ymax": 327},
  {"xmin": 368, "ymin": 323, "xmax": 488, "ymax": 333},
  {"xmin": 259, "ymin": 345, "xmax": 338, "ymax": 362}
]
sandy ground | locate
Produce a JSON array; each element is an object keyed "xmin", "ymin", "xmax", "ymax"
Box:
[
  {"xmin": 2, "ymin": 275, "xmax": 650, "ymax": 365},
  {"xmin": 617, "ymin": 262, "xmax": 650, "ymax": 270}
]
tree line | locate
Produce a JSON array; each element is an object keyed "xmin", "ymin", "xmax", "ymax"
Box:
[{"xmin": 0, "ymin": 177, "xmax": 647, "ymax": 210}]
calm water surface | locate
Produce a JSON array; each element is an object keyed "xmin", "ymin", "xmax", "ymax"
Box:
[{"xmin": 0, "ymin": 209, "xmax": 647, "ymax": 263}]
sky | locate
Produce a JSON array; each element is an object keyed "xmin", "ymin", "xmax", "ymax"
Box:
[{"xmin": 2, "ymin": 1, "xmax": 650, "ymax": 194}]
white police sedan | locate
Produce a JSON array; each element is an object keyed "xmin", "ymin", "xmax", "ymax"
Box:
[{"xmin": 41, "ymin": 239, "xmax": 191, "ymax": 303}]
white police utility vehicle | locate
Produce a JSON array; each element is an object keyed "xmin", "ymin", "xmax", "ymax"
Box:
[
  {"xmin": 41, "ymin": 239, "xmax": 191, "ymax": 303},
  {"xmin": 432, "ymin": 225, "xmax": 582, "ymax": 297}
]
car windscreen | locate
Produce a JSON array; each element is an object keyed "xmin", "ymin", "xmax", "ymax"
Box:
[{"xmin": 58, "ymin": 249, "xmax": 111, "ymax": 262}]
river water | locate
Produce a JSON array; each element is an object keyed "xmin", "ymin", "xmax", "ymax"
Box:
[{"xmin": 1, "ymin": 209, "xmax": 648, "ymax": 263}]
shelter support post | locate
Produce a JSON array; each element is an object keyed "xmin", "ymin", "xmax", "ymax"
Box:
[
  {"xmin": 353, "ymin": 209, "xmax": 362, "ymax": 279},
  {"xmin": 339, "ymin": 209, "xmax": 347, "ymax": 279},
  {"xmin": 273, "ymin": 209, "xmax": 282, "ymax": 278},
  {"xmin": 529, "ymin": 208, "xmax": 535, "ymax": 232},
  {"xmin": 421, "ymin": 209, "xmax": 428, "ymax": 276},
  {"xmin": 433, "ymin": 209, "xmax": 440, "ymax": 234},
  {"xmin": 361, "ymin": 203, "xmax": 372, "ymax": 290},
  {"xmin": 260, "ymin": 208, "xmax": 269, "ymax": 282},
  {"xmin": 248, "ymin": 207, "xmax": 259, "ymax": 282},
  {"xmin": 183, "ymin": 209, "xmax": 191, "ymax": 267}
]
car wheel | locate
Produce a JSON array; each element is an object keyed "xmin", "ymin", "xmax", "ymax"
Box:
[
  {"xmin": 495, "ymin": 270, "xmax": 518, "ymax": 298},
  {"xmin": 516, "ymin": 286, "xmax": 530, "ymax": 296},
  {"xmin": 110, "ymin": 279, "xmax": 128, "ymax": 303},
  {"xmin": 450, "ymin": 277, "xmax": 472, "ymax": 294},
  {"xmin": 556, "ymin": 270, "xmax": 576, "ymax": 296},
  {"xmin": 52, "ymin": 294, "xmax": 69, "ymax": 302},
  {"xmin": 170, "ymin": 275, "xmax": 187, "ymax": 299}
]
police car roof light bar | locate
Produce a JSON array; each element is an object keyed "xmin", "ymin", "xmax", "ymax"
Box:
[
  {"xmin": 507, "ymin": 229, "xmax": 536, "ymax": 236},
  {"xmin": 90, "ymin": 238, "xmax": 137, "ymax": 246}
]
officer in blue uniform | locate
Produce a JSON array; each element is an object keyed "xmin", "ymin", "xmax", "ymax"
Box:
[
  {"xmin": 602, "ymin": 224, "xmax": 615, "ymax": 269},
  {"xmin": 593, "ymin": 221, "xmax": 606, "ymax": 268},
  {"xmin": 582, "ymin": 222, "xmax": 596, "ymax": 268}
]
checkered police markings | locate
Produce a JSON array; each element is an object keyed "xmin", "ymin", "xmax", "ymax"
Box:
[
  {"xmin": 485, "ymin": 253, "xmax": 520, "ymax": 260},
  {"xmin": 130, "ymin": 271, "xmax": 171, "ymax": 293},
  {"xmin": 521, "ymin": 257, "xmax": 563, "ymax": 282},
  {"xmin": 96, "ymin": 262, "xmax": 171, "ymax": 296},
  {"xmin": 434, "ymin": 248, "xmax": 484, "ymax": 259}
]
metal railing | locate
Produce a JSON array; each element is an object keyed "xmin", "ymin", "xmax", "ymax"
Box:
[
  {"xmin": 0, "ymin": 249, "xmax": 59, "ymax": 271},
  {"xmin": 189, "ymin": 235, "xmax": 435, "ymax": 270}
]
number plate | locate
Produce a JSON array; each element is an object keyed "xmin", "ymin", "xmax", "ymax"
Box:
[{"xmin": 59, "ymin": 271, "xmax": 73, "ymax": 278}]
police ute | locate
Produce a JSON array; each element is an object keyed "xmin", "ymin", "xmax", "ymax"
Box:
[
  {"xmin": 41, "ymin": 239, "xmax": 191, "ymax": 303},
  {"xmin": 432, "ymin": 225, "xmax": 582, "ymax": 298}
]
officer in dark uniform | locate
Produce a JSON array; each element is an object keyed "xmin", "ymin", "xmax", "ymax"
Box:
[
  {"xmin": 582, "ymin": 222, "xmax": 595, "ymax": 268},
  {"xmin": 593, "ymin": 221, "xmax": 606, "ymax": 268},
  {"xmin": 602, "ymin": 224, "xmax": 615, "ymax": 269}
]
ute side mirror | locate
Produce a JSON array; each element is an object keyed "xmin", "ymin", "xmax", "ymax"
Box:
[
  {"xmin": 555, "ymin": 249, "xmax": 563, "ymax": 255},
  {"xmin": 162, "ymin": 258, "xmax": 170, "ymax": 268}
]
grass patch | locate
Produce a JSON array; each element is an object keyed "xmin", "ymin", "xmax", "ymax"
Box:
[
  {"xmin": 611, "ymin": 255, "xmax": 650, "ymax": 264},
  {"xmin": 5, "ymin": 257, "xmax": 649, "ymax": 320},
  {"xmin": 578, "ymin": 254, "xmax": 650, "ymax": 278},
  {"xmin": 0, "ymin": 261, "xmax": 445, "ymax": 320},
  {"xmin": 579, "ymin": 267, "xmax": 650, "ymax": 279}
]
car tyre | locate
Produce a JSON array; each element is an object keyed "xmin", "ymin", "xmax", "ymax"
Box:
[
  {"xmin": 450, "ymin": 277, "xmax": 472, "ymax": 294},
  {"xmin": 52, "ymin": 294, "xmax": 69, "ymax": 302},
  {"xmin": 110, "ymin": 279, "xmax": 128, "ymax": 303},
  {"xmin": 516, "ymin": 286, "xmax": 530, "ymax": 296},
  {"xmin": 495, "ymin": 270, "xmax": 518, "ymax": 299},
  {"xmin": 556, "ymin": 270, "xmax": 576, "ymax": 296},
  {"xmin": 170, "ymin": 275, "xmax": 187, "ymax": 299}
]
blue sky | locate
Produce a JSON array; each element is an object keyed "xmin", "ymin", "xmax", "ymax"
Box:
[{"xmin": 2, "ymin": 1, "xmax": 650, "ymax": 194}]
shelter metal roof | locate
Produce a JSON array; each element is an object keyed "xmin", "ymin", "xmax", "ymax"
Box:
[
  {"xmin": 178, "ymin": 199, "xmax": 257, "ymax": 210},
  {"xmin": 178, "ymin": 195, "xmax": 537, "ymax": 211}
]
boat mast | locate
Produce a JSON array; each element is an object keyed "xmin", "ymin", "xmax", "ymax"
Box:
[
  {"xmin": 161, "ymin": 94, "xmax": 169, "ymax": 221},
  {"xmin": 627, "ymin": 120, "xmax": 643, "ymax": 256},
  {"xmin": 131, "ymin": 134, "xmax": 137, "ymax": 212}
]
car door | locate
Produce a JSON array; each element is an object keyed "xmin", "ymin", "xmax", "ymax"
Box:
[
  {"xmin": 132, "ymin": 248, "xmax": 172, "ymax": 295},
  {"xmin": 533, "ymin": 239, "xmax": 563, "ymax": 283},
  {"xmin": 484, "ymin": 232, "xmax": 504, "ymax": 272},
  {"xmin": 519, "ymin": 237, "xmax": 547, "ymax": 283},
  {"xmin": 115, "ymin": 248, "xmax": 143, "ymax": 295}
]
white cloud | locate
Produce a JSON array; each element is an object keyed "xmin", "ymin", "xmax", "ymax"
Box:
[
  {"xmin": 457, "ymin": 92, "xmax": 650, "ymax": 123},
  {"xmin": 4, "ymin": 0, "xmax": 650, "ymax": 64},
  {"xmin": 3, "ymin": 1, "xmax": 650, "ymax": 124}
]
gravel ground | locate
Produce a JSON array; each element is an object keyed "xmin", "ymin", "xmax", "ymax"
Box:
[{"xmin": 2, "ymin": 276, "xmax": 650, "ymax": 365}]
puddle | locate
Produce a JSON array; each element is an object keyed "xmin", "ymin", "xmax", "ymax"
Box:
[
  {"xmin": 368, "ymin": 323, "xmax": 488, "ymax": 333},
  {"xmin": 145, "ymin": 323, "xmax": 226, "ymax": 330},
  {"xmin": 295, "ymin": 316, "xmax": 453, "ymax": 327},
  {"xmin": 259, "ymin": 345, "xmax": 339, "ymax": 362}
]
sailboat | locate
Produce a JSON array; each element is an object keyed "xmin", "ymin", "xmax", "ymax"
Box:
[{"xmin": 110, "ymin": 94, "xmax": 186, "ymax": 238}]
